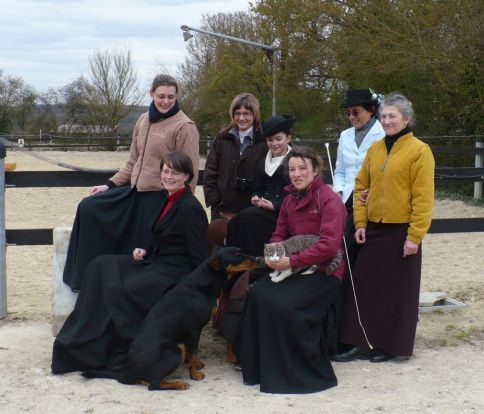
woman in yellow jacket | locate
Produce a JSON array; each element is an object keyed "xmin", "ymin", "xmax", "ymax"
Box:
[{"xmin": 334, "ymin": 93, "xmax": 435, "ymax": 363}]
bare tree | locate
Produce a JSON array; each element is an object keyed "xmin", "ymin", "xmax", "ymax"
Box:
[
  {"xmin": 59, "ymin": 77, "xmax": 91, "ymax": 134},
  {"xmin": 31, "ymin": 88, "xmax": 60, "ymax": 134},
  {"xmin": 85, "ymin": 48, "xmax": 145, "ymax": 135}
]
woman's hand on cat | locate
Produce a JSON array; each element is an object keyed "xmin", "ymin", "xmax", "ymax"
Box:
[{"xmin": 266, "ymin": 257, "xmax": 291, "ymax": 271}]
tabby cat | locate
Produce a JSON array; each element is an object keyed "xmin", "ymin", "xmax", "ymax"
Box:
[{"xmin": 264, "ymin": 235, "xmax": 343, "ymax": 283}]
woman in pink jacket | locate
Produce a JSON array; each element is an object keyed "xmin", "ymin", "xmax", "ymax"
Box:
[{"xmin": 235, "ymin": 146, "xmax": 347, "ymax": 394}]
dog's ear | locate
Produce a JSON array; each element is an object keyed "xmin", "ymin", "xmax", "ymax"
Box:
[
  {"xmin": 208, "ymin": 256, "xmax": 221, "ymax": 272},
  {"xmin": 212, "ymin": 245, "xmax": 223, "ymax": 254},
  {"xmin": 208, "ymin": 246, "xmax": 226, "ymax": 271}
]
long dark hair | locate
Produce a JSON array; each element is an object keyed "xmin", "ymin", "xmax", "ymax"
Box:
[{"xmin": 160, "ymin": 151, "xmax": 194, "ymax": 185}]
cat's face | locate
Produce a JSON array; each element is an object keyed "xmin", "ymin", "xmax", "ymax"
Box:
[{"xmin": 264, "ymin": 242, "xmax": 285, "ymax": 261}]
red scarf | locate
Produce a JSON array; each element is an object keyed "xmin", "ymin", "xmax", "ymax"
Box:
[{"xmin": 158, "ymin": 187, "xmax": 186, "ymax": 221}]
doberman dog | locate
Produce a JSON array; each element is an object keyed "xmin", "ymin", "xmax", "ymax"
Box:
[{"xmin": 82, "ymin": 246, "xmax": 258, "ymax": 390}]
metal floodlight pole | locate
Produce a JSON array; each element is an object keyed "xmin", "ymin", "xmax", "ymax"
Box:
[
  {"xmin": 271, "ymin": 49, "xmax": 279, "ymax": 116},
  {"xmin": 181, "ymin": 25, "xmax": 279, "ymax": 115},
  {"xmin": 0, "ymin": 142, "xmax": 6, "ymax": 319}
]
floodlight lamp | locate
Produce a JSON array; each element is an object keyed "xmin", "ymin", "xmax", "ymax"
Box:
[
  {"xmin": 183, "ymin": 31, "xmax": 193, "ymax": 42},
  {"xmin": 181, "ymin": 25, "xmax": 193, "ymax": 42}
]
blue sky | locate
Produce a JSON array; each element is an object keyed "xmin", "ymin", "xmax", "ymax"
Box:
[{"xmin": 0, "ymin": 0, "xmax": 249, "ymax": 93}]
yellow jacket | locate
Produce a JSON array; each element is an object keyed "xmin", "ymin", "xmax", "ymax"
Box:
[{"xmin": 353, "ymin": 132, "xmax": 435, "ymax": 244}]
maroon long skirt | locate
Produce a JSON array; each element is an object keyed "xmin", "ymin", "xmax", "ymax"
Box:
[{"xmin": 338, "ymin": 222, "xmax": 422, "ymax": 357}]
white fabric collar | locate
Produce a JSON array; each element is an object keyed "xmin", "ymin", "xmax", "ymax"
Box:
[{"xmin": 264, "ymin": 145, "xmax": 291, "ymax": 177}]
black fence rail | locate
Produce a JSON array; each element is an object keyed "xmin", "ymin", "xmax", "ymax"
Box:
[
  {"xmin": 8, "ymin": 217, "xmax": 484, "ymax": 246},
  {"xmin": 5, "ymin": 167, "xmax": 484, "ymax": 189},
  {"xmin": 3, "ymin": 135, "xmax": 483, "ymax": 183},
  {"xmin": 2, "ymin": 133, "xmax": 483, "ymax": 155},
  {"xmin": 4, "ymin": 169, "xmax": 484, "ymax": 246},
  {"xmin": 2, "ymin": 133, "xmax": 483, "ymax": 246}
]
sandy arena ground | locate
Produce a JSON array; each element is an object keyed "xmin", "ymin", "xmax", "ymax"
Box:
[{"xmin": 0, "ymin": 151, "xmax": 483, "ymax": 414}]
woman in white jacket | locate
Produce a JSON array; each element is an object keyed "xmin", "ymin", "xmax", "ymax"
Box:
[{"xmin": 333, "ymin": 88, "xmax": 385, "ymax": 266}]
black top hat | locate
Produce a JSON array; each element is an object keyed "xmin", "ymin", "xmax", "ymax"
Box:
[
  {"xmin": 262, "ymin": 115, "xmax": 295, "ymax": 138},
  {"xmin": 341, "ymin": 88, "xmax": 377, "ymax": 108}
]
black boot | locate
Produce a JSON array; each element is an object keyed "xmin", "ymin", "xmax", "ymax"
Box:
[
  {"xmin": 369, "ymin": 349, "xmax": 393, "ymax": 363},
  {"xmin": 331, "ymin": 346, "xmax": 370, "ymax": 362}
]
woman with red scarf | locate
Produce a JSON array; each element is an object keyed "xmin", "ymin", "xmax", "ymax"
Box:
[
  {"xmin": 52, "ymin": 151, "xmax": 208, "ymax": 376},
  {"xmin": 62, "ymin": 74, "xmax": 200, "ymax": 292}
]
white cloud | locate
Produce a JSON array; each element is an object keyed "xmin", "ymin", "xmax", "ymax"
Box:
[{"xmin": 0, "ymin": 0, "xmax": 249, "ymax": 93}]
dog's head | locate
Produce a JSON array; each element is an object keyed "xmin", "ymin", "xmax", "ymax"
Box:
[{"xmin": 208, "ymin": 246, "xmax": 258, "ymax": 281}]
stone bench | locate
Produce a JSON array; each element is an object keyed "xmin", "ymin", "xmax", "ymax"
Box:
[{"xmin": 52, "ymin": 227, "xmax": 77, "ymax": 336}]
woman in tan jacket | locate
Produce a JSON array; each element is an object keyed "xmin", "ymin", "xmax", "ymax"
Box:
[
  {"xmin": 63, "ymin": 74, "xmax": 200, "ymax": 291},
  {"xmin": 334, "ymin": 93, "xmax": 434, "ymax": 363}
]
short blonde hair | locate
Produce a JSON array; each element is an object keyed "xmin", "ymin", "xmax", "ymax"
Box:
[{"xmin": 229, "ymin": 93, "xmax": 261, "ymax": 129}]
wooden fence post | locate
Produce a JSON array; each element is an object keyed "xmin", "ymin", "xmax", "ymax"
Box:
[
  {"xmin": 475, "ymin": 139, "xmax": 483, "ymax": 200},
  {"xmin": 0, "ymin": 141, "xmax": 6, "ymax": 318}
]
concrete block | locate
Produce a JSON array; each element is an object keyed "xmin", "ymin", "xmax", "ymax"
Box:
[
  {"xmin": 418, "ymin": 291, "xmax": 467, "ymax": 313},
  {"xmin": 419, "ymin": 291, "xmax": 447, "ymax": 307},
  {"xmin": 52, "ymin": 227, "xmax": 77, "ymax": 336}
]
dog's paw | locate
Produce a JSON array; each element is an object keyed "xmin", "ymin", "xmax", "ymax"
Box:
[
  {"xmin": 190, "ymin": 370, "xmax": 205, "ymax": 381},
  {"xmin": 149, "ymin": 380, "xmax": 190, "ymax": 391}
]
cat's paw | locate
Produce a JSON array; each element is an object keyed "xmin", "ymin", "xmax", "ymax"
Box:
[
  {"xmin": 271, "ymin": 275, "xmax": 284, "ymax": 283},
  {"xmin": 269, "ymin": 270, "xmax": 280, "ymax": 278}
]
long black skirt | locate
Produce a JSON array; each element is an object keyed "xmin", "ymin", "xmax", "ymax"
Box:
[
  {"xmin": 338, "ymin": 222, "xmax": 422, "ymax": 356},
  {"xmin": 226, "ymin": 206, "xmax": 278, "ymax": 256},
  {"xmin": 235, "ymin": 273, "xmax": 341, "ymax": 394},
  {"xmin": 52, "ymin": 254, "xmax": 192, "ymax": 374},
  {"xmin": 63, "ymin": 185, "xmax": 166, "ymax": 290}
]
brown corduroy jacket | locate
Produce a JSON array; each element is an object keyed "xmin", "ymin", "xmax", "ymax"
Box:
[{"xmin": 109, "ymin": 110, "xmax": 200, "ymax": 193}]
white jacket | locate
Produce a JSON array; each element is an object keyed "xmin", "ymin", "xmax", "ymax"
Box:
[{"xmin": 332, "ymin": 120, "xmax": 385, "ymax": 203}]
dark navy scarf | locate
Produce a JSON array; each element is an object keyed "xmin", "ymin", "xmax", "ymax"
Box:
[{"xmin": 149, "ymin": 100, "xmax": 180, "ymax": 123}]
